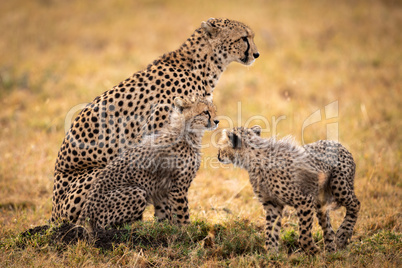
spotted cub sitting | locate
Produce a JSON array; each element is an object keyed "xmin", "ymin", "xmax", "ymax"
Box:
[
  {"xmin": 217, "ymin": 126, "xmax": 360, "ymax": 254},
  {"xmin": 77, "ymin": 97, "xmax": 218, "ymax": 234}
]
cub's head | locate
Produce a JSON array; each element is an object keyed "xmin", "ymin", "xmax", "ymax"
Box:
[
  {"xmin": 217, "ymin": 126, "xmax": 262, "ymax": 164},
  {"xmin": 201, "ymin": 18, "xmax": 259, "ymax": 66},
  {"xmin": 173, "ymin": 96, "xmax": 219, "ymax": 132}
]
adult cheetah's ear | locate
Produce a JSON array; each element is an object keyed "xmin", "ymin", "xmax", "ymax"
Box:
[
  {"xmin": 228, "ymin": 132, "xmax": 242, "ymax": 149},
  {"xmin": 201, "ymin": 18, "xmax": 219, "ymax": 38},
  {"xmin": 251, "ymin": 125, "xmax": 262, "ymax": 136}
]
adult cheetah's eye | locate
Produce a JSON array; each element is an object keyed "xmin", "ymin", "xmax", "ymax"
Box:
[
  {"xmin": 203, "ymin": 111, "xmax": 211, "ymax": 118},
  {"xmin": 241, "ymin": 36, "xmax": 248, "ymax": 42}
]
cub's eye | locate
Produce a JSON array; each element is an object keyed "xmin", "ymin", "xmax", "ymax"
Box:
[{"xmin": 203, "ymin": 111, "xmax": 211, "ymax": 118}]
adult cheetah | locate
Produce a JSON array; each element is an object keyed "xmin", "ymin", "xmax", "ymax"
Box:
[
  {"xmin": 77, "ymin": 96, "xmax": 218, "ymax": 233},
  {"xmin": 217, "ymin": 126, "xmax": 360, "ymax": 254},
  {"xmin": 52, "ymin": 18, "xmax": 259, "ymax": 223}
]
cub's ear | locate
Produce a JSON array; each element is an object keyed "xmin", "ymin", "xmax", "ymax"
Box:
[
  {"xmin": 174, "ymin": 97, "xmax": 190, "ymax": 112},
  {"xmin": 201, "ymin": 18, "xmax": 219, "ymax": 38},
  {"xmin": 251, "ymin": 125, "xmax": 262, "ymax": 136},
  {"xmin": 228, "ymin": 132, "xmax": 242, "ymax": 149}
]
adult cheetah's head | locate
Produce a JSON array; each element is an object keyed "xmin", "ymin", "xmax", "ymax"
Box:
[
  {"xmin": 217, "ymin": 126, "xmax": 262, "ymax": 165},
  {"xmin": 201, "ymin": 18, "xmax": 259, "ymax": 66},
  {"xmin": 173, "ymin": 96, "xmax": 219, "ymax": 133}
]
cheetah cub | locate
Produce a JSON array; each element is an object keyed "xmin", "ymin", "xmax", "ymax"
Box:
[
  {"xmin": 77, "ymin": 97, "xmax": 218, "ymax": 234},
  {"xmin": 217, "ymin": 126, "xmax": 360, "ymax": 254}
]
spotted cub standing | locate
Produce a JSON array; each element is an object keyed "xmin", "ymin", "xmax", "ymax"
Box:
[
  {"xmin": 52, "ymin": 18, "xmax": 259, "ymax": 223},
  {"xmin": 77, "ymin": 97, "xmax": 218, "ymax": 233},
  {"xmin": 217, "ymin": 126, "xmax": 360, "ymax": 254}
]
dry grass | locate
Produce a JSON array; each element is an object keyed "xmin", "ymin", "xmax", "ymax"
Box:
[{"xmin": 0, "ymin": 0, "xmax": 401, "ymax": 267}]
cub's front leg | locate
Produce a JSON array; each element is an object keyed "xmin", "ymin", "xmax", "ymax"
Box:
[
  {"xmin": 296, "ymin": 195, "xmax": 320, "ymax": 255},
  {"xmin": 168, "ymin": 174, "xmax": 193, "ymax": 225},
  {"xmin": 169, "ymin": 186, "xmax": 190, "ymax": 224},
  {"xmin": 263, "ymin": 200, "xmax": 284, "ymax": 253}
]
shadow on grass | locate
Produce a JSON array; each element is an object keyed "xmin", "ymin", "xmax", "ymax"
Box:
[
  {"xmin": 18, "ymin": 219, "xmax": 266, "ymax": 256},
  {"xmin": 20, "ymin": 222, "xmax": 166, "ymax": 251}
]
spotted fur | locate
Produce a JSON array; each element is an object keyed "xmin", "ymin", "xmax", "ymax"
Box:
[
  {"xmin": 217, "ymin": 126, "xmax": 360, "ymax": 254},
  {"xmin": 51, "ymin": 18, "xmax": 259, "ymax": 223},
  {"xmin": 77, "ymin": 97, "xmax": 218, "ymax": 233}
]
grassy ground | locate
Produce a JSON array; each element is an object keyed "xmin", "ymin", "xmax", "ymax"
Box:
[{"xmin": 0, "ymin": 0, "xmax": 401, "ymax": 267}]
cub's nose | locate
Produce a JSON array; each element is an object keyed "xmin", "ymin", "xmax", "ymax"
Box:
[
  {"xmin": 253, "ymin": 52, "xmax": 260, "ymax": 59},
  {"xmin": 214, "ymin": 120, "xmax": 220, "ymax": 125}
]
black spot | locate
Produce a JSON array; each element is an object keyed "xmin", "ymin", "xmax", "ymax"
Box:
[
  {"xmin": 74, "ymin": 197, "xmax": 81, "ymax": 204},
  {"xmin": 303, "ymin": 210, "xmax": 311, "ymax": 217}
]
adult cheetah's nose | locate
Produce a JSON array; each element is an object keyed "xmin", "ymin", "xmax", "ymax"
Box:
[
  {"xmin": 253, "ymin": 52, "xmax": 260, "ymax": 59},
  {"xmin": 214, "ymin": 120, "xmax": 220, "ymax": 125}
]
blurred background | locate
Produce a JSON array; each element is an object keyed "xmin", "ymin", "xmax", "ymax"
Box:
[{"xmin": 0, "ymin": 0, "xmax": 400, "ymax": 237}]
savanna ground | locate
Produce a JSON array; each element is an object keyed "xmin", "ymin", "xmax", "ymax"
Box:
[{"xmin": 0, "ymin": 0, "xmax": 401, "ymax": 267}]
